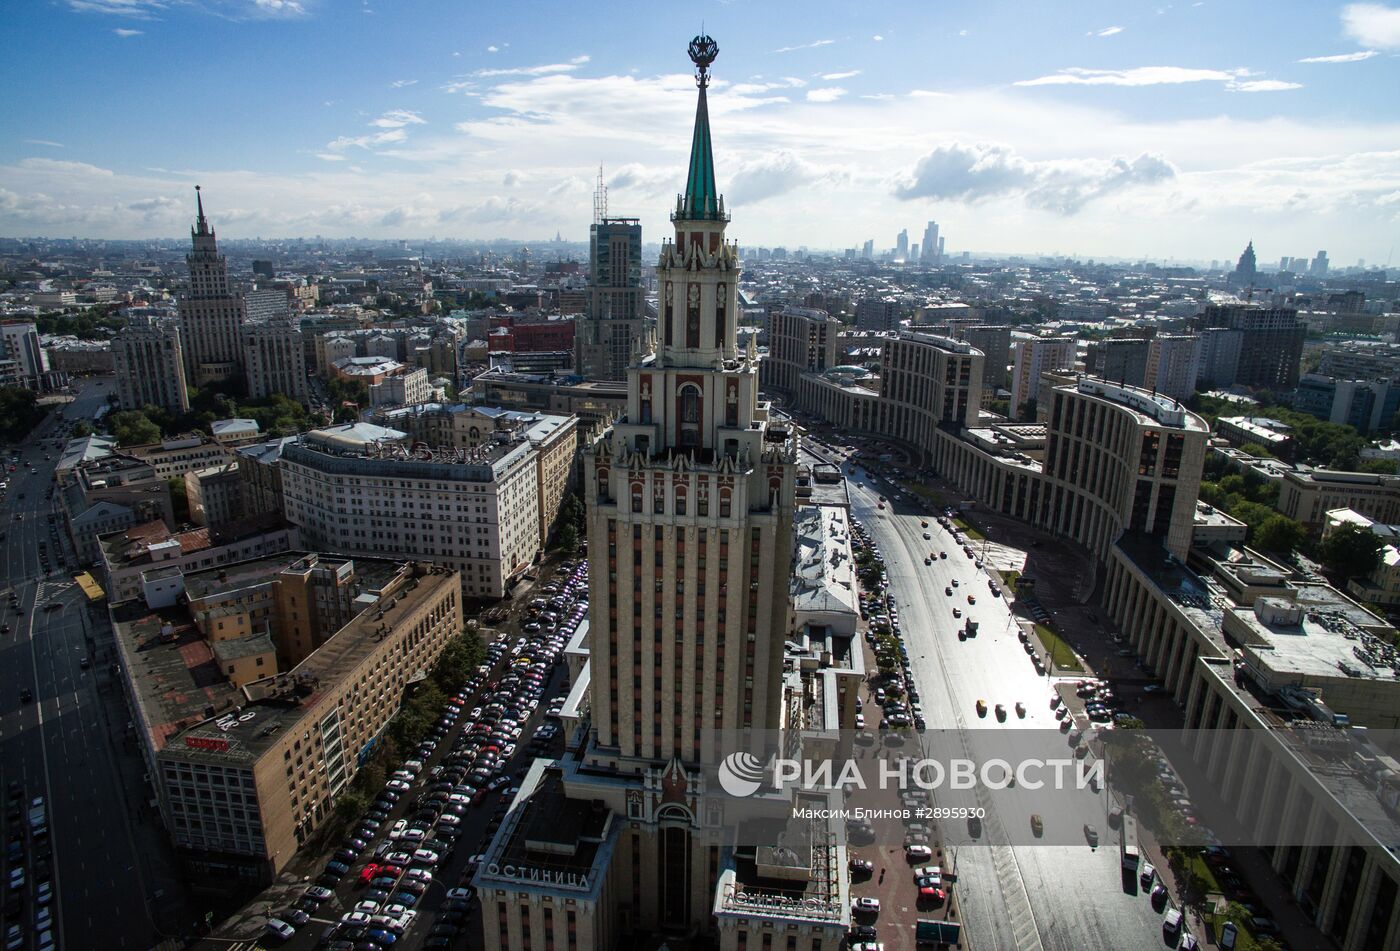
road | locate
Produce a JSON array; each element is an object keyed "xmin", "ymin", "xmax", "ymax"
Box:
[
  {"xmin": 0, "ymin": 376, "xmax": 175, "ymax": 951},
  {"xmin": 844, "ymin": 464, "xmax": 1174, "ymax": 951}
]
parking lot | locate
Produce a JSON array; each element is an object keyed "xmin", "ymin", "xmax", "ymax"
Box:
[{"xmin": 206, "ymin": 557, "xmax": 590, "ymax": 951}]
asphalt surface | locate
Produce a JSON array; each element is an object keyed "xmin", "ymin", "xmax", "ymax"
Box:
[
  {"xmin": 842, "ymin": 460, "xmax": 1178, "ymax": 951},
  {"xmin": 0, "ymin": 377, "xmax": 185, "ymax": 951}
]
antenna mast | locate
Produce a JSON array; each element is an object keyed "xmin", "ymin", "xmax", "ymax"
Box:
[{"xmin": 593, "ymin": 164, "xmax": 608, "ymax": 223}]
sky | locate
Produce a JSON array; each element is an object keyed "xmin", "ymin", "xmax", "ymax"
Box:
[{"xmin": 2, "ymin": 0, "xmax": 1400, "ymax": 264}]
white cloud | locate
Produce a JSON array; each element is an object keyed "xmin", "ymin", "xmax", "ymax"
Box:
[
  {"xmin": 113, "ymin": 27, "xmax": 143, "ymax": 36},
  {"xmin": 1016, "ymin": 65, "xmax": 1245, "ymax": 86},
  {"xmin": 252, "ymin": 0, "xmax": 305, "ymax": 15},
  {"xmin": 727, "ymin": 151, "xmax": 838, "ymax": 205},
  {"xmin": 475, "ymin": 56, "xmax": 588, "ymax": 78},
  {"xmin": 1297, "ymin": 49, "xmax": 1380, "ymax": 63},
  {"xmin": 893, "ymin": 141, "xmax": 1176, "ymax": 213},
  {"xmin": 910, "ymin": 89, "xmax": 950, "ymax": 98},
  {"xmin": 820, "ymin": 70, "xmax": 861, "ymax": 80},
  {"xmin": 1342, "ymin": 3, "xmax": 1400, "ymax": 49},
  {"xmin": 772, "ymin": 39, "xmax": 835, "ymax": 53},
  {"xmin": 370, "ymin": 110, "xmax": 425, "ymax": 129},
  {"xmin": 872, "ymin": 34, "xmax": 884, "ymax": 41},
  {"xmin": 65, "ymin": 0, "xmax": 164, "ymax": 15},
  {"xmin": 1091, "ymin": 26, "xmax": 1124, "ymax": 36},
  {"xmin": 487, "ymin": 45, "xmax": 499, "ymax": 53},
  {"xmin": 440, "ymin": 81, "xmax": 475, "ymax": 94},
  {"xmin": 1230, "ymin": 79, "xmax": 1304, "ymax": 92},
  {"xmin": 315, "ymin": 153, "xmax": 346, "ymax": 162},
  {"xmin": 22, "ymin": 140, "xmax": 64, "ymax": 148},
  {"xmin": 1015, "ymin": 65, "xmax": 1300, "ymax": 92},
  {"xmin": 958, "ymin": 29, "xmax": 968, "ymax": 37},
  {"xmin": 389, "ymin": 79, "xmax": 418, "ymax": 88},
  {"xmin": 806, "ymin": 87, "xmax": 847, "ymax": 102}
]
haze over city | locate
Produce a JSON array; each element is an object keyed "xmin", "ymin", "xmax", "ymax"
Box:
[{"xmin": 3, "ymin": 0, "xmax": 1400, "ymax": 261}]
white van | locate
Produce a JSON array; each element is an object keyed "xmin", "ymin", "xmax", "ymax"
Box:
[{"xmin": 1163, "ymin": 909, "xmax": 1183, "ymax": 938}]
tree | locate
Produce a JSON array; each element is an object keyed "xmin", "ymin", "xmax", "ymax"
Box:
[
  {"xmin": 1317, "ymin": 522, "xmax": 1384, "ymax": 581},
  {"xmin": 1358, "ymin": 458, "xmax": 1398, "ymax": 475},
  {"xmin": 0, "ymin": 387, "xmax": 47, "ymax": 443},
  {"xmin": 70, "ymin": 420, "xmax": 93, "ymax": 438},
  {"xmin": 1252, "ymin": 514, "xmax": 1305, "ymax": 554},
  {"xmin": 108, "ymin": 409, "xmax": 161, "ymax": 447},
  {"xmin": 1239, "ymin": 441, "xmax": 1274, "ymax": 458},
  {"xmin": 555, "ymin": 520, "xmax": 579, "ymax": 553}
]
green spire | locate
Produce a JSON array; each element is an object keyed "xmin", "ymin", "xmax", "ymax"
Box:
[
  {"xmin": 679, "ymin": 34, "xmax": 723, "ymax": 221},
  {"xmin": 681, "ymin": 82, "xmax": 719, "ymax": 220}
]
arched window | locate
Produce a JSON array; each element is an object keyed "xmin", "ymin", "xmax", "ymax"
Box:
[{"xmin": 680, "ymin": 385, "xmax": 701, "ymax": 424}]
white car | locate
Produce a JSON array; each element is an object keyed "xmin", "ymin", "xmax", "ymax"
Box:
[
  {"xmin": 386, "ymin": 779, "xmax": 410, "ymax": 793},
  {"xmin": 354, "ymin": 900, "xmax": 381, "ymax": 915},
  {"xmin": 401, "ymin": 829, "xmax": 426, "ymax": 844},
  {"xmin": 264, "ymin": 919, "xmax": 295, "ymax": 942},
  {"xmin": 913, "ymin": 865, "xmax": 943, "ymax": 881},
  {"xmin": 447, "ymin": 886, "xmax": 474, "ymax": 900},
  {"xmin": 404, "ymin": 868, "xmax": 433, "ymax": 883},
  {"xmin": 411, "ymin": 848, "xmax": 441, "ymax": 866},
  {"xmin": 388, "ymin": 819, "xmax": 408, "ymax": 840},
  {"xmin": 852, "ymin": 896, "xmax": 881, "ymax": 913},
  {"xmin": 340, "ymin": 911, "xmax": 373, "ymax": 927}
]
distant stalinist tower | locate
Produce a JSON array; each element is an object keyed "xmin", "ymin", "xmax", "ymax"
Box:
[{"xmin": 178, "ymin": 186, "xmax": 247, "ymax": 385}]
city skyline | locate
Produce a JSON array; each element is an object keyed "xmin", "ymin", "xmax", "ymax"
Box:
[{"xmin": 3, "ymin": 1, "xmax": 1400, "ymax": 261}]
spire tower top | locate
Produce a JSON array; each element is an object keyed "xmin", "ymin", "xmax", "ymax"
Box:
[
  {"xmin": 193, "ymin": 185, "xmax": 211, "ymax": 237},
  {"xmin": 678, "ymin": 34, "xmax": 723, "ymax": 222}
]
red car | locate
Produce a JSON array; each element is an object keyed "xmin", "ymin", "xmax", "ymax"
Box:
[
  {"xmin": 359, "ymin": 863, "xmax": 380, "ymax": 884},
  {"xmin": 919, "ymin": 886, "xmax": 947, "ymax": 903}
]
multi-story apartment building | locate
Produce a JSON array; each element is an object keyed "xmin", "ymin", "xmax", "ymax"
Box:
[
  {"xmin": 125, "ymin": 434, "xmax": 232, "ymax": 481},
  {"xmin": 1291, "ymin": 375, "xmax": 1400, "ymax": 434},
  {"xmin": 1101, "ymin": 539, "xmax": 1400, "ymax": 951},
  {"xmin": 370, "ymin": 403, "xmax": 579, "ymax": 548},
  {"xmin": 112, "ymin": 554, "xmax": 461, "ymax": 884},
  {"xmin": 853, "ymin": 297, "xmax": 898, "ymax": 332},
  {"xmin": 1144, "ymin": 333, "xmax": 1202, "ymax": 401},
  {"xmin": 761, "ymin": 305, "xmax": 840, "ymax": 395},
  {"xmin": 1196, "ymin": 302, "xmax": 1305, "ymax": 389},
  {"xmin": 574, "ymin": 216, "xmax": 653, "ymax": 381},
  {"xmin": 185, "ymin": 462, "xmax": 243, "ymax": 531},
  {"xmin": 369, "ymin": 366, "xmax": 431, "ymax": 409},
  {"xmin": 1010, "ymin": 336, "xmax": 1075, "ymax": 417},
  {"xmin": 112, "ymin": 314, "xmax": 190, "ymax": 414},
  {"xmin": 1196, "ymin": 326, "xmax": 1244, "ymax": 388},
  {"xmin": 235, "ymin": 436, "xmax": 296, "ymax": 519},
  {"xmin": 1278, "ymin": 468, "xmax": 1400, "ymax": 531},
  {"xmin": 1, "ymin": 321, "xmax": 51, "ymax": 389},
  {"xmin": 938, "ymin": 378, "xmax": 1208, "ymax": 560},
  {"xmin": 96, "ymin": 516, "xmax": 301, "ymax": 605},
  {"xmin": 278, "ymin": 422, "xmax": 543, "ymax": 599},
  {"xmin": 62, "ymin": 454, "xmax": 175, "ymax": 563},
  {"xmin": 1085, "ymin": 337, "xmax": 1149, "ymax": 388},
  {"xmin": 178, "ymin": 188, "xmax": 248, "ymax": 385},
  {"xmin": 473, "ymin": 38, "xmax": 850, "ymax": 951},
  {"xmin": 243, "ymin": 318, "xmax": 309, "ymax": 405},
  {"xmin": 960, "ymin": 325, "xmax": 1012, "ymax": 391},
  {"xmin": 876, "ymin": 330, "xmax": 982, "ymax": 446}
]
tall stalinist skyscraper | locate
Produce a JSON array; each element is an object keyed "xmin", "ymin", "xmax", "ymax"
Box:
[
  {"xmin": 473, "ymin": 38, "xmax": 849, "ymax": 951},
  {"xmin": 590, "ymin": 31, "xmax": 797, "ymax": 767},
  {"xmin": 178, "ymin": 187, "xmax": 247, "ymax": 385}
]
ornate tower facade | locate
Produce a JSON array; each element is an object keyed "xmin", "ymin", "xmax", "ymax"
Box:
[
  {"xmin": 583, "ymin": 34, "xmax": 798, "ymax": 771},
  {"xmin": 178, "ymin": 186, "xmax": 247, "ymax": 385}
]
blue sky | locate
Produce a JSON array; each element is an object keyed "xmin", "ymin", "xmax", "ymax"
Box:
[{"xmin": 2, "ymin": 0, "xmax": 1399, "ymax": 263}]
